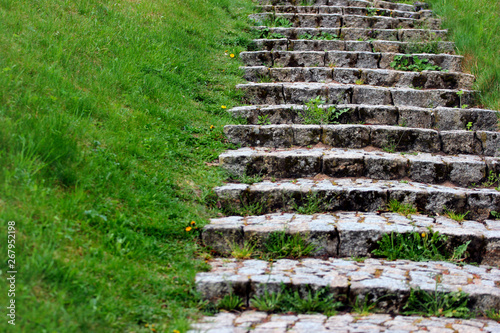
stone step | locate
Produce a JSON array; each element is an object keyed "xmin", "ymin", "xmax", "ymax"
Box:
[
  {"xmin": 258, "ymin": 0, "xmax": 418, "ymax": 13},
  {"xmin": 215, "ymin": 178, "xmax": 499, "ymax": 220},
  {"xmin": 237, "ymin": 82, "xmax": 477, "ymax": 108},
  {"xmin": 203, "ymin": 212, "xmax": 500, "ymax": 264},
  {"xmin": 253, "ymin": 26, "xmax": 448, "ymax": 42},
  {"xmin": 224, "ymin": 125, "xmax": 500, "ymax": 157},
  {"xmin": 257, "ymin": 5, "xmax": 430, "ymax": 19},
  {"xmin": 250, "ymin": 13, "xmax": 441, "ymax": 30},
  {"xmin": 229, "ymin": 104, "xmax": 499, "ymax": 131},
  {"xmin": 242, "ymin": 67, "xmax": 473, "ymax": 90},
  {"xmin": 196, "ymin": 258, "xmax": 500, "ymax": 313},
  {"xmin": 220, "ymin": 147, "xmax": 499, "ymax": 187},
  {"xmin": 190, "ymin": 312, "xmax": 500, "ymax": 333},
  {"xmin": 253, "ymin": 39, "xmax": 455, "ymax": 54},
  {"xmin": 241, "ymin": 51, "xmax": 462, "ymax": 72}
]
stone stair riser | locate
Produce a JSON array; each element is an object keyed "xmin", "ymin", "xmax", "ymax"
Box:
[
  {"xmin": 220, "ymin": 147, "xmax": 498, "ymax": 187},
  {"xmin": 254, "ymin": 27, "xmax": 448, "ymax": 42},
  {"xmin": 238, "ymin": 83, "xmax": 477, "ymax": 108},
  {"xmin": 251, "ymin": 13, "xmax": 440, "ymax": 29},
  {"xmin": 254, "ymin": 39, "xmax": 455, "ymax": 54},
  {"xmin": 229, "ymin": 105, "xmax": 499, "ymax": 131},
  {"xmin": 257, "ymin": 5, "xmax": 429, "ymax": 19},
  {"xmin": 215, "ymin": 179, "xmax": 499, "ymax": 220},
  {"xmin": 243, "ymin": 67, "xmax": 473, "ymax": 90},
  {"xmin": 224, "ymin": 125, "xmax": 500, "ymax": 157},
  {"xmin": 258, "ymin": 0, "xmax": 423, "ymax": 13},
  {"xmin": 196, "ymin": 258, "xmax": 500, "ymax": 313},
  {"xmin": 203, "ymin": 212, "xmax": 500, "ymax": 264},
  {"xmin": 241, "ymin": 51, "xmax": 462, "ymax": 72}
]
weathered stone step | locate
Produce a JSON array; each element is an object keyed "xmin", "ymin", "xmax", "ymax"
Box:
[
  {"xmin": 228, "ymin": 104, "xmax": 498, "ymax": 132},
  {"xmin": 253, "ymin": 26, "xmax": 448, "ymax": 42},
  {"xmin": 225, "ymin": 125, "xmax": 500, "ymax": 157},
  {"xmin": 258, "ymin": 0, "xmax": 418, "ymax": 13},
  {"xmin": 215, "ymin": 178, "xmax": 499, "ymax": 220},
  {"xmin": 257, "ymin": 5, "xmax": 428, "ymax": 19},
  {"xmin": 241, "ymin": 51, "xmax": 462, "ymax": 72},
  {"xmin": 220, "ymin": 147, "xmax": 498, "ymax": 187},
  {"xmin": 243, "ymin": 67, "xmax": 473, "ymax": 90},
  {"xmin": 196, "ymin": 258, "xmax": 500, "ymax": 313},
  {"xmin": 203, "ymin": 212, "xmax": 500, "ymax": 264},
  {"xmin": 190, "ymin": 312, "xmax": 500, "ymax": 333},
  {"xmin": 229, "ymin": 104, "xmax": 499, "ymax": 131},
  {"xmin": 251, "ymin": 13, "xmax": 440, "ymax": 29},
  {"xmin": 254, "ymin": 38, "xmax": 455, "ymax": 54},
  {"xmin": 238, "ymin": 82, "xmax": 477, "ymax": 108}
]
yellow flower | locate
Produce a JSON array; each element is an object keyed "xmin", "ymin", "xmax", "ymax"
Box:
[
  {"xmin": 186, "ymin": 227, "xmax": 192, "ymax": 232},
  {"xmin": 191, "ymin": 221, "xmax": 196, "ymax": 225},
  {"xmin": 421, "ymin": 233, "xmax": 427, "ymax": 238},
  {"xmin": 173, "ymin": 331, "xmax": 180, "ymax": 333},
  {"xmin": 221, "ymin": 105, "xmax": 227, "ymax": 109},
  {"xmin": 210, "ymin": 125, "xmax": 215, "ymax": 129},
  {"xmin": 230, "ymin": 53, "xmax": 235, "ymax": 58}
]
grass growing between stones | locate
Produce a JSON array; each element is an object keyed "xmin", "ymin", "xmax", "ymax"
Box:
[
  {"xmin": 386, "ymin": 199, "xmax": 418, "ymax": 217},
  {"xmin": 0, "ymin": 0, "xmax": 256, "ymax": 331},
  {"xmin": 372, "ymin": 230, "xmax": 470, "ymax": 263},
  {"xmin": 403, "ymin": 287, "xmax": 472, "ymax": 319},
  {"xmin": 427, "ymin": 0, "xmax": 500, "ymax": 110}
]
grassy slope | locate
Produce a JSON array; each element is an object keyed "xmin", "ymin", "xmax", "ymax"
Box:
[
  {"xmin": 428, "ymin": 0, "xmax": 500, "ymax": 110},
  {"xmin": 0, "ymin": 0, "xmax": 253, "ymax": 331}
]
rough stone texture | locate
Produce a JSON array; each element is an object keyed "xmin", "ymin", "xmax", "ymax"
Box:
[
  {"xmin": 196, "ymin": 258, "xmax": 500, "ymax": 312},
  {"xmin": 189, "ymin": 312, "xmax": 500, "ymax": 333},
  {"xmin": 203, "ymin": 212, "xmax": 500, "ymax": 263},
  {"xmin": 215, "ymin": 178, "xmax": 500, "ymax": 220},
  {"xmin": 220, "ymin": 147, "xmax": 493, "ymax": 186}
]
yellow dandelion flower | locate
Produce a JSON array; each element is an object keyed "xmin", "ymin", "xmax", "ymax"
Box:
[
  {"xmin": 221, "ymin": 105, "xmax": 227, "ymax": 109},
  {"xmin": 421, "ymin": 233, "xmax": 427, "ymax": 238},
  {"xmin": 210, "ymin": 125, "xmax": 215, "ymax": 129},
  {"xmin": 186, "ymin": 227, "xmax": 192, "ymax": 232},
  {"xmin": 173, "ymin": 330, "xmax": 180, "ymax": 333},
  {"xmin": 191, "ymin": 221, "xmax": 196, "ymax": 225},
  {"xmin": 230, "ymin": 53, "xmax": 235, "ymax": 58}
]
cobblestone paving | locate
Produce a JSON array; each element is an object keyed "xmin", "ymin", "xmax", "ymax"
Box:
[
  {"xmin": 196, "ymin": 258, "xmax": 500, "ymax": 312},
  {"xmin": 189, "ymin": 312, "xmax": 500, "ymax": 333},
  {"xmin": 203, "ymin": 212, "xmax": 500, "ymax": 264}
]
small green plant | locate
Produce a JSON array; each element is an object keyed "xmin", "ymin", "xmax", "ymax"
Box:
[
  {"xmin": 351, "ymin": 295, "xmax": 379, "ymax": 315},
  {"xmin": 355, "ymin": 79, "xmax": 365, "ymax": 85},
  {"xmin": 299, "ymin": 96, "xmax": 349, "ymax": 124},
  {"xmin": 237, "ymin": 173, "xmax": 263, "ymax": 185},
  {"xmin": 466, "ymin": 121, "xmax": 473, "ymax": 131},
  {"xmin": 386, "ymin": 199, "xmax": 418, "ymax": 217},
  {"xmin": 382, "ymin": 139, "xmax": 397, "ymax": 153},
  {"xmin": 443, "ymin": 206, "xmax": 469, "ymax": 222},
  {"xmin": 366, "ymin": 7, "xmax": 378, "ymax": 17},
  {"xmin": 291, "ymin": 192, "xmax": 330, "ymax": 214},
  {"xmin": 299, "ymin": 0, "xmax": 314, "ymax": 5},
  {"xmin": 403, "ymin": 286, "xmax": 472, "ymax": 318},
  {"xmin": 486, "ymin": 309, "xmax": 500, "ymax": 321},
  {"xmin": 268, "ymin": 32, "xmax": 286, "ymax": 39},
  {"xmin": 372, "ymin": 229, "xmax": 470, "ymax": 263},
  {"xmin": 390, "ymin": 55, "xmax": 442, "ymax": 72},
  {"xmin": 298, "ymin": 32, "xmax": 339, "ymax": 40},
  {"xmin": 492, "ymin": 211, "xmax": 500, "ymax": 219},
  {"xmin": 456, "ymin": 90, "xmax": 467, "ymax": 109},
  {"xmin": 217, "ymin": 293, "xmax": 244, "ymax": 311},
  {"xmin": 257, "ymin": 114, "xmax": 271, "ymax": 125},
  {"xmin": 282, "ymin": 288, "xmax": 343, "ymax": 315},
  {"xmin": 483, "ymin": 170, "xmax": 500, "ymax": 188},
  {"xmin": 230, "ymin": 241, "xmax": 256, "ymax": 259},
  {"xmin": 250, "ymin": 288, "xmax": 284, "ymax": 312},
  {"xmin": 263, "ymin": 16, "xmax": 293, "ymax": 28},
  {"xmin": 402, "ymin": 41, "xmax": 440, "ymax": 54},
  {"xmin": 263, "ymin": 230, "xmax": 316, "ymax": 259}
]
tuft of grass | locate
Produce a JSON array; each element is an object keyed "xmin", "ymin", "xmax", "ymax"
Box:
[
  {"xmin": 291, "ymin": 192, "xmax": 331, "ymax": 214},
  {"xmin": 351, "ymin": 296, "xmax": 379, "ymax": 316},
  {"xmin": 427, "ymin": 0, "xmax": 500, "ymax": 110},
  {"xmin": 250, "ymin": 289, "xmax": 283, "ymax": 312},
  {"xmin": 403, "ymin": 287, "xmax": 472, "ymax": 319},
  {"xmin": 217, "ymin": 293, "xmax": 244, "ymax": 311},
  {"xmin": 372, "ymin": 230, "xmax": 470, "ymax": 263},
  {"xmin": 386, "ymin": 199, "xmax": 418, "ymax": 217},
  {"xmin": 298, "ymin": 96, "xmax": 349, "ymax": 125},
  {"xmin": 443, "ymin": 206, "xmax": 470, "ymax": 222},
  {"xmin": 230, "ymin": 241, "xmax": 255, "ymax": 259},
  {"xmin": 486, "ymin": 309, "xmax": 500, "ymax": 322},
  {"xmin": 0, "ymin": 0, "xmax": 256, "ymax": 331},
  {"xmin": 263, "ymin": 230, "xmax": 316, "ymax": 259}
]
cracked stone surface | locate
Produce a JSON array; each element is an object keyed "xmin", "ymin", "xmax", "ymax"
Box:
[
  {"xmin": 195, "ymin": 258, "xmax": 500, "ymax": 312},
  {"xmin": 188, "ymin": 312, "xmax": 500, "ymax": 333},
  {"xmin": 203, "ymin": 211, "xmax": 500, "ymax": 264}
]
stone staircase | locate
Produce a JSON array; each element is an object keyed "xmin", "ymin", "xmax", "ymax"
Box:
[{"xmin": 190, "ymin": 0, "xmax": 500, "ymax": 331}]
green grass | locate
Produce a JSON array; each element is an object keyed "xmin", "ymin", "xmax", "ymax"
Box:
[
  {"xmin": 427, "ymin": 0, "xmax": 500, "ymax": 110},
  {"xmin": 403, "ymin": 287, "xmax": 472, "ymax": 319},
  {"xmin": 386, "ymin": 199, "xmax": 418, "ymax": 217},
  {"xmin": 0, "ymin": 0, "xmax": 255, "ymax": 331},
  {"xmin": 372, "ymin": 230, "xmax": 470, "ymax": 263}
]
